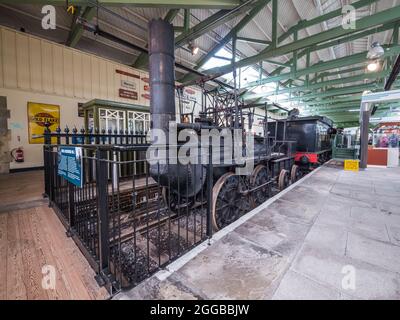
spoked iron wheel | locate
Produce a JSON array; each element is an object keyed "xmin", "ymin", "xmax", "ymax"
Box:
[
  {"xmin": 212, "ymin": 172, "xmax": 251, "ymax": 231},
  {"xmin": 162, "ymin": 187, "xmax": 193, "ymax": 214},
  {"xmin": 278, "ymin": 169, "xmax": 290, "ymax": 191},
  {"xmin": 250, "ymin": 165, "xmax": 271, "ymax": 208},
  {"xmin": 290, "ymin": 164, "xmax": 301, "ymax": 183}
]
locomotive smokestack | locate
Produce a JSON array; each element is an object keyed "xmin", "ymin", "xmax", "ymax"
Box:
[
  {"xmin": 148, "ymin": 19, "xmax": 176, "ymax": 137},
  {"xmin": 148, "ymin": 19, "xmax": 205, "ymax": 199}
]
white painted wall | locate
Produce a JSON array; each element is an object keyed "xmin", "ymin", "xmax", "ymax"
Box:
[
  {"xmin": 0, "ymin": 26, "xmax": 277, "ymax": 170},
  {"xmin": 0, "ymin": 26, "xmax": 145, "ymax": 169},
  {"xmin": 0, "ymin": 26, "xmax": 204, "ymax": 170},
  {"xmin": 0, "ymin": 26, "xmax": 152, "ymax": 106}
]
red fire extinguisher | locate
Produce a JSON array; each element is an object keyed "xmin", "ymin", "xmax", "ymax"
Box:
[{"xmin": 11, "ymin": 147, "xmax": 24, "ymax": 163}]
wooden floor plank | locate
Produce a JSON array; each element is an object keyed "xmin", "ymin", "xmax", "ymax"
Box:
[
  {"xmin": 35, "ymin": 208, "xmax": 75, "ymax": 299},
  {"xmin": 6, "ymin": 212, "xmax": 27, "ymax": 300},
  {"xmin": 17, "ymin": 209, "xmax": 49, "ymax": 300},
  {"xmin": 0, "ymin": 171, "xmax": 44, "ymax": 209},
  {"xmin": 0, "ymin": 170, "xmax": 109, "ymax": 300},
  {"xmin": 29, "ymin": 208, "xmax": 70, "ymax": 300},
  {"xmin": 0, "ymin": 206, "xmax": 109, "ymax": 300},
  {"xmin": 37, "ymin": 207, "xmax": 92, "ymax": 300},
  {"xmin": 39, "ymin": 206, "xmax": 109, "ymax": 299}
]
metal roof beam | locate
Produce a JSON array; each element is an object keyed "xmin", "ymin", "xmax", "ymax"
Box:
[
  {"xmin": 268, "ymin": 21, "xmax": 398, "ymax": 79},
  {"xmin": 133, "ymin": 8, "xmax": 179, "ymax": 68},
  {"xmin": 243, "ymin": 45, "xmax": 400, "ymax": 90},
  {"xmin": 66, "ymin": 6, "xmax": 96, "ymax": 47},
  {"xmin": 175, "ymin": 0, "xmax": 258, "ymax": 47},
  {"xmin": 307, "ymin": 94, "xmax": 364, "ymax": 106},
  {"xmin": 311, "ymin": 66, "xmax": 366, "ymax": 83},
  {"xmin": 2, "ymin": 0, "xmax": 242, "ymax": 9},
  {"xmin": 182, "ymin": 13, "xmax": 396, "ymax": 83},
  {"xmin": 179, "ymin": 0, "xmax": 271, "ymax": 82},
  {"xmin": 316, "ymin": 104, "xmax": 395, "ymax": 114},
  {"xmin": 310, "ymin": 102, "xmax": 400, "ymax": 112},
  {"xmin": 236, "ymin": 37, "xmax": 271, "ymax": 45},
  {"xmin": 245, "ymin": 70, "xmax": 391, "ymax": 100},
  {"xmin": 134, "ymin": 1, "xmax": 257, "ymax": 68},
  {"xmin": 164, "ymin": 8, "xmax": 180, "ymax": 23},
  {"xmin": 277, "ymin": 83, "xmax": 379, "ymax": 103},
  {"xmin": 278, "ymin": 0, "xmax": 379, "ymax": 44},
  {"xmin": 308, "ymin": 101, "xmax": 371, "ymax": 109},
  {"xmin": 271, "ymin": 0, "xmax": 277, "ymax": 48},
  {"xmin": 200, "ymin": 5, "xmax": 400, "ymax": 78}
]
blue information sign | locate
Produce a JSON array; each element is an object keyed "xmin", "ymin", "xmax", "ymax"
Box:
[{"xmin": 57, "ymin": 146, "xmax": 83, "ymax": 188}]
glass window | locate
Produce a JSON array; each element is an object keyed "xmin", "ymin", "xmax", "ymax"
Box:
[
  {"xmin": 128, "ymin": 111, "xmax": 150, "ymax": 134},
  {"xmin": 99, "ymin": 108, "xmax": 126, "ymax": 133}
]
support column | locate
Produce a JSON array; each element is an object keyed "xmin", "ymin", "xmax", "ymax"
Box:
[{"xmin": 359, "ymin": 102, "xmax": 370, "ymax": 169}]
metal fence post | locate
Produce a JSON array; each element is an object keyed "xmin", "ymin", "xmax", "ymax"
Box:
[
  {"xmin": 96, "ymin": 148, "xmax": 110, "ymax": 281},
  {"xmin": 48, "ymin": 147, "xmax": 54, "ymax": 205},
  {"xmin": 67, "ymin": 182, "xmax": 75, "ymax": 236},
  {"xmin": 43, "ymin": 145, "xmax": 49, "ymax": 198},
  {"xmin": 206, "ymin": 143, "xmax": 213, "ymax": 240},
  {"xmin": 43, "ymin": 126, "xmax": 51, "ymax": 198}
]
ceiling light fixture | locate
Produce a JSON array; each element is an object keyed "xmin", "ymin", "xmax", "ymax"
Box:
[
  {"xmin": 367, "ymin": 41, "xmax": 385, "ymax": 60},
  {"xmin": 367, "ymin": 61, "xmax": 379, "ymax": 72},
  {"xmin": 366, "ymin": 42, "xmax": 384, "ymax": 72},
  {"xmin": 188, "ymin": 42, "xmax": 199, "ymax": 55}
]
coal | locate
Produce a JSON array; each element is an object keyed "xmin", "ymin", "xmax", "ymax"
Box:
[
  {"xmin": 147, "ymin": 227, "xmax": 188, "ymax": 258},
  {"xmin": 174, "ymin": 208, "xmax": 207, "ymax": 237},
  {"xmin": 111, "ymin": 242, "xmax": 158, "ymax": 286}
]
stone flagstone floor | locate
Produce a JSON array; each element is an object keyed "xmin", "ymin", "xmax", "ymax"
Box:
[{"xmin": 115, "ymin": 164, "xmax": 400, "ymax": 300}]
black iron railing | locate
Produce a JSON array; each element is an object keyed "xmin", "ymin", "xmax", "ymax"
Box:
[
  {"xmin": 43, "ymin": 140, "xmax": 213, "ymax": 294},
  {"xmin": 42, "ymin": 126, "xmax": 300, "ymax": 294},
  {"xmin": 43, "ymin": 125, "xmax": 148, "ymax": 146}
]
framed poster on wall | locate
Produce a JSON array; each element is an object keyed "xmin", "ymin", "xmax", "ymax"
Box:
[
  {"xmin": 78, "ymin": 103, "xmax": 85, "ymax": 117},
  {"xmin": 27, "ymin": 102, "xmax": 60, "ymax": 144}
]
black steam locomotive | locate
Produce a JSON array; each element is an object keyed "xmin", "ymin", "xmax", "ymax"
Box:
[
  {"xmin": 268, "ymin": 114, "xmax": 335, "ymax": 171},
  {"xmin": 147, "ymin": 19, "xmax": 335, "ymax": 232}
]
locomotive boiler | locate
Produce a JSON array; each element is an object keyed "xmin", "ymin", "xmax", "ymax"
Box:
[{"xmin": 148, "ymin": 19, "xmax": 299, "ymax": 231}]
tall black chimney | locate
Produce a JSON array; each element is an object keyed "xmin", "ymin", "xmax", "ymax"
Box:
[
  {"xmin": 148, "ymin": 19, "xmax": 176, "ymax": 138},
  {"xmin": 147, "ymin": 19, "xmax": 205, "ymax": 199}
]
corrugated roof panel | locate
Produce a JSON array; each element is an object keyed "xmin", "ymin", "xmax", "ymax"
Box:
[{"xmin": 1, "ymin": 0, "xmax": 399, "ymax": 103}]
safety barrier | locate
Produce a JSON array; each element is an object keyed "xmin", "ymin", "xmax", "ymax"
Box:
[{"xmin": 43, "ymin": 142, "xmax": 213, "ymax": 294}]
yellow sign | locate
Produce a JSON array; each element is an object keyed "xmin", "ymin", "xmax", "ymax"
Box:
[
  {"xmin": 27, "ymin": 102, "xmax": 60, "ymax": 144},
  {"xmin": 67, "ymin": 5, "xmax": 76, "ymax": 15},
  {"xmin": 344, "ymin": 159, "xmax": 359, "ymax": 171}
]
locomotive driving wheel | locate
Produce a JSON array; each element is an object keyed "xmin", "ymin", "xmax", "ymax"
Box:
[
  {"xmin": 290, "ymin": 165, "xmax": 301, "ymax": 183},
  {"xmin": 162, "ymin": 187, "xmax": 193, "ymax": 214},
  {"xmin": 250, "ymin": 165, "xmax": 271, "ymax": 207},
  {"xmin": 278, "ymin": 169, "xmax": 290, "ymax": 191},
  {"xmin": 212, "ymin": 172, "xmax": 251, "ymax": 231}
]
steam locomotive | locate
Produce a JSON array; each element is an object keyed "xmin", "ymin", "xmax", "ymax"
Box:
[
  {"xmin": 147, "ymin": 19, "xmax": 335, "ymax": 232},
  {"xmin": 268, "ymin": 114, "xmax": 335, "ymax": 171}
]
